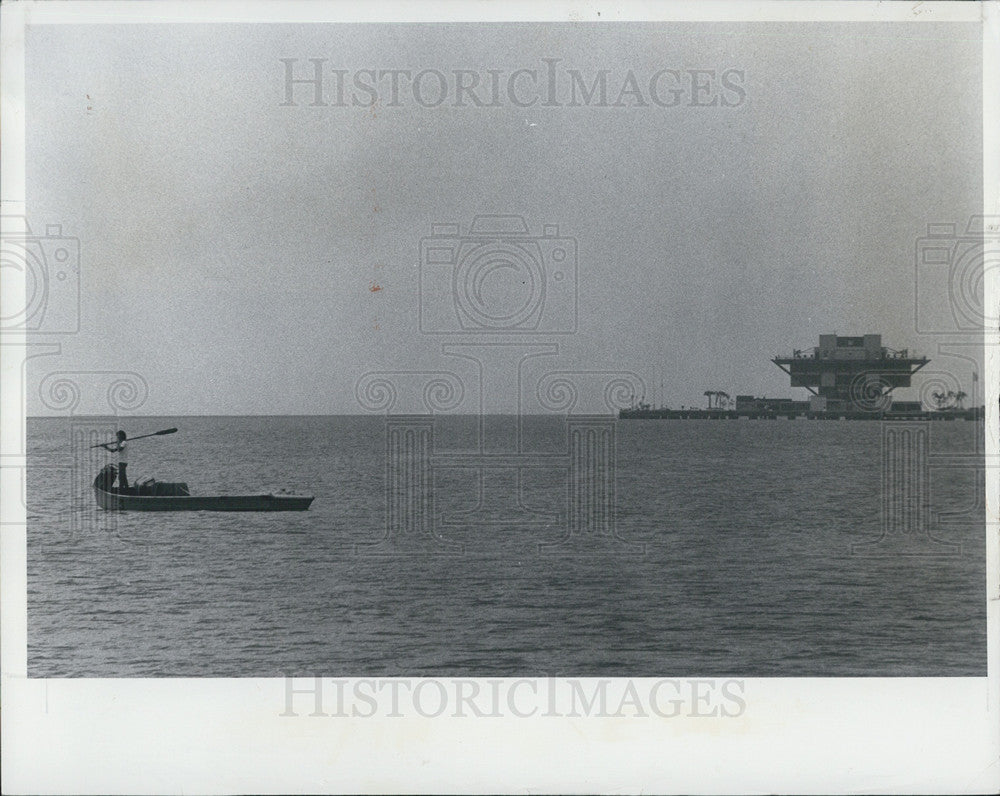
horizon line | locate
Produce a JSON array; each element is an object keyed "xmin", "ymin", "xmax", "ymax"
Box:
[{"xmin": 26, "ymin": 412, "xmax": 631, "ymax": 419}]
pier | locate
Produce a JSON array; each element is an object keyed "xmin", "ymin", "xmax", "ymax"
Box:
[
  {"xmin": 621, "ymin": 333, "xmax": 982, "ymax": 421},
  {"xmin": 618, "ymin": 407, "xmax": 984, "ymax": 421}
]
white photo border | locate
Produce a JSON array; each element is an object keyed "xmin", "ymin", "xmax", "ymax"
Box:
[{"xmin": 2, "ymin": 1, "xmax": 997, "ymax": 793}]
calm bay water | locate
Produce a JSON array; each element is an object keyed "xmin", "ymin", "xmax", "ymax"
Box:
[{"xmin": 26, "ymin": 415, "xmax": 986, "ymax": 677}]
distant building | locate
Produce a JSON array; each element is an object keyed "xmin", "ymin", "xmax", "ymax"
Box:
[
  {"xmin": 772, "ymin": 334, "xmax": 928, "ymax": 411},
  {"xmin": 735, "ymin": 395, "xmax": 809, "ymax": 412}
]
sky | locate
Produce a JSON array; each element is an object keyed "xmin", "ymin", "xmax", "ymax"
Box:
[{"xmin": 24, "ymin": 21, "xmax": 984, "ymax": 415}]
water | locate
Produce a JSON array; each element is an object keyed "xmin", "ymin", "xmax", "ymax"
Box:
[{"xmin": 26, "ymin": 415, "xmax": 986, "ymax": 677}]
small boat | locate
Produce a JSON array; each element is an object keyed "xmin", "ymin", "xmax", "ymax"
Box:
[{"xmin": 92, "ymin": 466, "xmax": 313, "ymax": 512}]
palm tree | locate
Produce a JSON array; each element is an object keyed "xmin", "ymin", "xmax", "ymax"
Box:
[
  {"xmin": 954, "ymin": 390, "xmax": 967, "ymax": 410},
  {"xmin": 932, "ymin": 391, "xmax": 950, "ymax": 410}
]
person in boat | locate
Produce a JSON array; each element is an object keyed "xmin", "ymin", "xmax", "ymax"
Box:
[{"xmin": 99, "ymin": 430, "xmax": 129, "ymax": 490}]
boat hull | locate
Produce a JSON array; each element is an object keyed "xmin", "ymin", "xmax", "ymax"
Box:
[{"xmin": 94, "ymin": 485, "xmax": 313, "ymax": 512}]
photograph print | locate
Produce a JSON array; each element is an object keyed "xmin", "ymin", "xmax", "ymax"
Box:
[{"xmin": 11, "ymin": 8, "xmax": 992, "ymax": 685}]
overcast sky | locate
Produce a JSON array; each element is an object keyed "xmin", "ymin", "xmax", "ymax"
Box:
[{"xmin": 25, "ymin": 21, "xmax": 983, "ymax": 415}]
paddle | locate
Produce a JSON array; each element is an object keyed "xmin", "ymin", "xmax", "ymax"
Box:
[{"xmin": 90, "ymin": 428, "xmax": 178, "ymax": 448}]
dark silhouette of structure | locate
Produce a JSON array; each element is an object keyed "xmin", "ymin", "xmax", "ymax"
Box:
[{"xmin": 772, "ymin": 334, "xmax": 929, "ymax": 412}]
